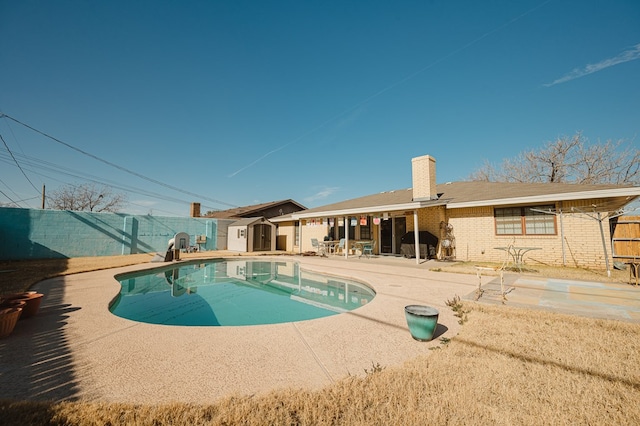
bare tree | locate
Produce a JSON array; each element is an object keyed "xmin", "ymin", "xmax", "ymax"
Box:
[
  {"xmin": 469, "ymin": 133, "xmax": 640, "ymax": 185},
  {"xmin": 48, "ymin": 183, "xmax": 126, "ymax": 212}
]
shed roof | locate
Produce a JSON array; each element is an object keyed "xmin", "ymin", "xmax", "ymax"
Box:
[
  {"xmin": 229, "ymin": 217, "xmax": 272, "ymax": 227},
  {"xmin": 204, "ymin": 199, "xmax": 306, "ymax": 219}
]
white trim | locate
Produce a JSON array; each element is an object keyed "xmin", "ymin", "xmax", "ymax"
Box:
[
  {"xmin": 291, "ymin": 201, "xmax": 446, "ymax": 219},
  {"xmin": 413, "ymin": 210, "xmax": 420, "ymax": 265},
  {"xmin": 447, "ymin": 188, "xmax": 640, "ymax": 209}
]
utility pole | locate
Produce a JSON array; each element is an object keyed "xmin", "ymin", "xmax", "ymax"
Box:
[{"xmin": 41, "ymin": 184, "xmax": 45, "ymax": 209}]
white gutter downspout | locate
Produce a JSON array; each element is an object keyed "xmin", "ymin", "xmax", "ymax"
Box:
[
  {"xmin": 597, "ymin": 212, "xmax": 611, "ymax": 277},
  {"xmin": 559, "ymin": 209, "xmax": 566, "ymax": 266},
  {"xmin": 413, "ymin": 210, "xmax": 420, "ymax": 264}
]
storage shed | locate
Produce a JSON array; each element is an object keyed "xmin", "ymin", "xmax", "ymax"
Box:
[{"xmin": 227, "ymin": 217, "xmax": 276, "ymax": 252}]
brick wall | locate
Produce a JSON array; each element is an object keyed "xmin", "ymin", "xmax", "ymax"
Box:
[{"xmin": 442, "ymin": 200, "xmax": 614, "ymax": 269}]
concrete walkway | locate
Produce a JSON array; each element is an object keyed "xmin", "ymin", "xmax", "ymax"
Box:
[
  {"xmin": 1, "ymin": 254, "xmax": 638, "ymax": 404},
  {"xmin": 478, "ymin": 274, "xmax": 640, "ymax": 322}
]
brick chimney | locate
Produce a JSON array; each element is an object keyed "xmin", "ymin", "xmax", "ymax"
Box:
[
  {"xmin": 190, "ymin": 202, "xmax": 201, "ymax": 218},
  {"xmin": 411, "ymin": 155, "xmax": 437, "ymax": 201}
]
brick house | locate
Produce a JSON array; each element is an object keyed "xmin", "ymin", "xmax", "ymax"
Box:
[{"xmin": 271, "ymin": 155, "xmax": 640, "ymax": 270}]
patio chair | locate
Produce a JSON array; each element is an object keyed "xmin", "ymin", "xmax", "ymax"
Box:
[
  {"xmin": 334, "ymin": 238, "xmax": 345, "ymax": 255},
  {"xmin": 474, "ymin": 241, "xmax": 513, "ymax": 303},
  {"xmin": 362, "ymin": 240, "xmax": 376, "ymax": 258},
  {"xmin": 311, "ymin": 238, "xmax": 320, "ymax": 254}
]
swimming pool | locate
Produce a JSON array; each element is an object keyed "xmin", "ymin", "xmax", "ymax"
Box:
[{"xmin": 111, "ymin": 259, "xmax": 375, "ymax": 326}]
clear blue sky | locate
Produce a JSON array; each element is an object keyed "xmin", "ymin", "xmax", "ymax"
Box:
[{"xmin": 1, "ymin": 0, "xmax": 639, "ymax": 216}]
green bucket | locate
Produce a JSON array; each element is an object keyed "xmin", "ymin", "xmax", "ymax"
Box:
[{"xmin": 404, "ymin": 305, "xmax": 439, "ymax": 341}]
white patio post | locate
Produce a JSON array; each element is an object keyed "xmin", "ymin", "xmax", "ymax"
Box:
[
  {"xmin": 344, "ymin": 216, "xmax": 349, "ymax": 258},
  {"xmin": 413, "ymin": 210, "xmax": 420, "ymax": 264},
  {"xmin": 299, "ymin": 220, "xmax": 303, "ymax": 255}
]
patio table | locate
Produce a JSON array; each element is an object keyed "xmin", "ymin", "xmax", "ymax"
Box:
[
  {"xmin": 494, "ymin": 246, "xmax": 541, "ymax": 272},
  {"xmin": 318, "ymin": 240, "xmax": 337, "ymax": 257},
  {"xmin": 350, "ymin": 240, "xmax": 372, "ymax": 258}
]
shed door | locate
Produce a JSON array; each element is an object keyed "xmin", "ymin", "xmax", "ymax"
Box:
[{"xmin": 253, "ymin": 224, "xmax": 272, "ymax": 251}]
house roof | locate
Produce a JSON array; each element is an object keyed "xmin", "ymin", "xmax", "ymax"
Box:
[
  {"xmin": 204, "ymin": 199, "xmax": 306, "ymax": 219},
  {"xmin": 229, "ymin": 217, "xmax": 272, "ymax": 227},
  {"xmin": 438, "ymin": 181, "xmax": 639, "ymax": 209},
  {"xmin": 272, "ymin": 181, "xmax": 640, "ymax": 221}
]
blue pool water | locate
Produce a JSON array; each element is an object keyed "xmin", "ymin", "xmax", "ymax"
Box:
[{"xmin": 111, "ymin": 259, "xmax": 375, "ymax": 326}]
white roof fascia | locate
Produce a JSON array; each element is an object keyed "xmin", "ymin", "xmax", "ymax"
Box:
[
  {"xmin": 292, "ymin": 201, "xmax": 446, "ymax": 219},
  {"xmin": 447, "ymin": 188, "xmax": 640, "ymax": 209},
  {"xmin": 229, "ymin": 217, "xmax": 267, "ymax": 227},
  {"xmin": 269, "ymin": 215, "xmax": 294, "ymax": 223}
]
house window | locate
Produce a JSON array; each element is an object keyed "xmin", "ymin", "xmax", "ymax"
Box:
[
  {"xmin": 495, "ymin": 205, "xmax": 556, "ymax": 235},
  {"xmin": 295, "ymin": 222, "xmax": 300, "ymax": 246},
  {"xmin": 360, "ymin": 216, "xmax": 372, "ymax": 240},
  {"xmin": 339, "ymin": 218, "xmax": 356, "ymax": 240}
]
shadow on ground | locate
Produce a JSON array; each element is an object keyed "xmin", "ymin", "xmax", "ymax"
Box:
[{"xmin": 0, "ymin": 278, "xmax": 81, "ymax": 402}]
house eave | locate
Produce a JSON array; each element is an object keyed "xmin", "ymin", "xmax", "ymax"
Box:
[
  {"xmin": 446, "ymin": 188, "xmax": 640, "ymax": 209},
  {"xmin": 271, "ymin": 188, "xmax": 640, "ymax": 221},
  {"xmin": 291, "ymin": 200, "xmax": 446, "ymax": 220}
]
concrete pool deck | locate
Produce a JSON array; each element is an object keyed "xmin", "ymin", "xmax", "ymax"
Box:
[{"xmin": 1, "ymin": 254, "xmax": 638, "ymax": 404}]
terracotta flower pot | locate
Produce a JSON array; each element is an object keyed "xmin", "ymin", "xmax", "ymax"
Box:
[
  {"xmin": 2, "ymin": 292, "xmax": 44, "ymax": 319},
  {"xmin": 0, "ymin": 307, "xmax": 23, "ymax": 338},
  {"xmin": 0, "ymin": 299, "xmax": 27, "ymax": 314}
]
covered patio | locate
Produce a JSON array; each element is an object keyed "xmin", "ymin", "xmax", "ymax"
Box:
[{"xmin": 289, "ymin": 199, "xmax": 445, "ymax": 264}]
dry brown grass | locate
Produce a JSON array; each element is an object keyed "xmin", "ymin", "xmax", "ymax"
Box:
[
  {"xmin": 1, "ymin": 254, "xmax": 639, "ymax": 425},
  {"xmin": 434, "ymin": 260, "xmax": 631, "ymax": 284}
]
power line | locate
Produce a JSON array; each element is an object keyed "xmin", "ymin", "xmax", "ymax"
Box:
[
  {"xmin": 1, "ymin": 150, "xmax": 227, "ymax": 215},
  {"xmin": 0, "ymin": 113, "xmax": 238, "ymax": 209},
  {"xmin": 0, "ymin": 175, "xmax": 26, "ymax": 207},
  {"xmin": 0, "ymin": 188, "xmax": 20, "ymax": 206},
  {"xmin": 0, "ymin": 132, "xmax": 41, "ymax": 195},
  {"xmin": 0, "ymin": 152, "xmax": 195, "ymax": 207},
  {"xmin": 5, "ymin": 195, "xmax": 39, "ymax": 204}
]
